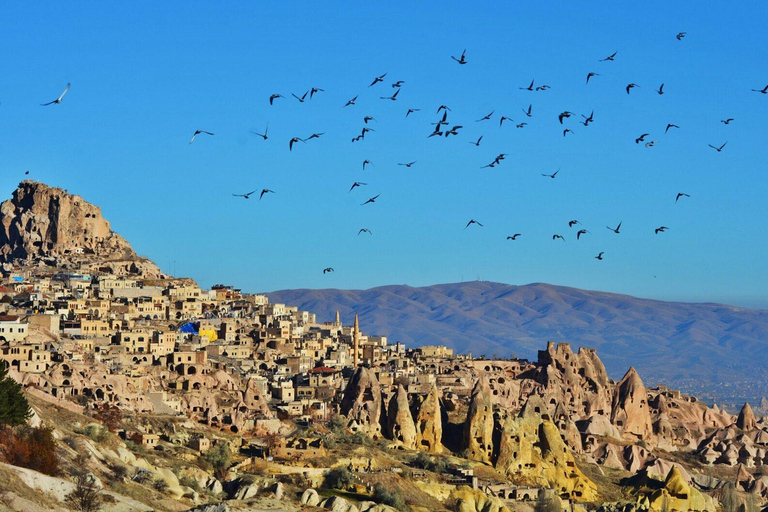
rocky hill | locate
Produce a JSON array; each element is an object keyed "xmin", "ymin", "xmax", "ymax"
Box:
[
  {"xmin": 267, "ymin": 281, "xmax": 768, "ymax": 407},
  {"xmin": 0, "ymin": 181, "xmax": 162, "ymax": 277}
]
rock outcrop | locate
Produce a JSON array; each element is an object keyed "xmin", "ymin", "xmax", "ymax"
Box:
[
  {"xmin": 415, "ymin": 384, "xmax": 444, "ymax": 453},
  {"xmin": 737, "ymin": 402, "xmax": 756, "ymax": 430},
  {"xmin": 0, "ymin": 181, "xmax": 162, "ymax": 276},
  {"xmin": 340, "ymin": 367, "xmax": 383, "ymax": 439},
  {"xmin": 386, "ymin": 385, "xmax": 417, "ymax": 449},
  {"xmin": 611, "ymin": 367, "xmax": 653, "ymax": 442},
  {"xmin": 462, "ymin": 377, "xmax": 495, "ymax": 464},
  {"xmin": 647, "ymin": 466, "xmax": 717, "ymax": 512}
]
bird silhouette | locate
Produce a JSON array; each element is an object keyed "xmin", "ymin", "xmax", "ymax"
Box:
[
  {"xmin": 586, "ymin": 72, "xmax": 600, "ymax": 84},
  {"xmin": 595, "ymin": 252, "xmax": 604, "ymax": 260},
  {"xmin": 233, "ymin": 190, "xmax": 257, "ymax": 199},
  {"xmin": 398, "ymin": 161, "xmax": 417, "ymax": 167},
  {"xmin": 654, "ymin": 226, "xmax": 669, "ymax": 234},
  {"xmin": 635, "ymin": 133, "xmax": 650, "ymax": 144},
  {"xmin": 392, "ymin": 81, "xmax": 405, "ymax": 88},
  {"xmin": 476, "ymin": 110, "xmax": 494, "ymax": 122},
  {"xmin": 520, "ymin": 80, "xmax": 535, "ymax": 91},
  {"xmin": 292, "ymin": 91, "xmax": 309, "ymax": 103},
  {"xmin": 499, "ymin": 116, "xmax": 513, "ymax": 127},
  {"xmin": 708, "ymin": 141, "xmax": 727, "ymax": 152},
  {"xmin": 553, "ymin": 234, "xmax": 565, "ymax": 241},
  {"xmin": 469, "ymin": 136, "xmax": 483, "ymax": 146},
  {"xmin": 522, "ymin": 105, "xmax": 532, "ymax": 117},
  {"xmin": 626, "ymin": 83, "xmax": 639, "ymax": 94},
  {"xmin": 577, "ymin": 229, "xmax": 589, "ymax": 240},
  {"xmin": 675, "ymin": 192, "xmax": 690, "ymax": 203},
  {"xmin": 344, "ymin": 96, "xmax": 358, "ymax": 107},
  {"xmin": 607, "ymin": 221, "xmax": 622, "ymax": 234},
  {"xmin": 751, "ymin": 85, "xmax": 768, "ymax": 94},
  {"xmin": 306, "ymin": 132, "xmax": 325, "ymax": 140},
  {"xmin": 535, "ymin": 85, "xmax": 550, "ymax": 91},
  {"xmin": 558, "ymin": 111, "xmax": 574, "ymax": 124},
  {"xmin": 406, "ymin": 108, "xmax": 420, "ymax": 117},
  {"xmin": 542, "ymin": 169, "xmax": 559, "ymax": 179},
  {"xmin": 600, "ymin": 51, "xmax": 618, "ymax": 62},
  {"xmin": 581, "ymin": 111, "xmax": 595, "ymax": 126},
  {"xmin": 645, "ymin": 141, "xmax": 659, "ymax": 147},
  {"xmin": 358, "ymin": 228, "xmax": 372, "ymax": 235},
  {"xmin": 721, "ymin": 118, "xmax": 734, "ymax": 125},
  {"xmin": 451, "ymin": 49, "xmax": 467, "ymax": 64},
  {"xmin": 436, "ymin": 105, "xmax": 451, "ymax": 113},
  {"xmin": 259, "ymin": 189, "xmax": 275, "ymax": 200},
  {"xmin": 189, "ymin": 130, "xmax": 214, "ymax": 144},
  {"xmin": 369, "ymin": 73, "xmax": 387, "ymax": 87},
  {"xmin": 362, "ymin": 194, "xmax": 380, "ymax": 205},
  {"xmin": 363, "ymin": 116, "xmax": 376, "ymax": 124},
  {"xmin": 269, "ymin": 94, "xmax": 283, "ymax": 105},
  {"xmin": 323, "ymin": 268, "xmax": 334, "ymax": 274},
  {"xmin": 516, "ymin": 123, "xmax": 527, "ymax": 128},
  {"xmin": 656, "ymin": 83, "xmax": 665, "ymax": 95},
  {"xmin": 380, "ymin": 89, "xmax": 400, "ymax": 101},
  {"xmin": 309, "ymin": 87, "xmax": 324, "ymax": 99},
  {"xmin": 349, "ymin": 182, "xmax": 367, "ymax": 192},
  {"xmin": 507, "ymin": 234, "xmax": 521, "ymax": 240},
  {"xmin": 251, "ymin": 124, "xmax": 268, "ymax": 140},
  {"xmin": 465, "ymin": 219, "xmax": 483, "ymax": 229},
  {"xmin": 665, "ymin": 124, "xmax": 679, "ymax": 134},
  {"xmin": 40, "ymin": 83, "xmax": 70, "ymax": 106},
  {"xmin": 444, "ymin": 125, "xmax": 462, "ymax": 136},
  {"xmin": 363, "ymin": 160, "xmax": 373, "ymax": 170},
  {"xmin": 289, "ymin": 137, "xmax": 305, "ymax": 151},
  {"xmin": 676, "ymin": 32, "xmax": 686, "ymax": 40},
  {"xmin": 563, "ymin": 129, "xmax": 574, "ymax": 137}
]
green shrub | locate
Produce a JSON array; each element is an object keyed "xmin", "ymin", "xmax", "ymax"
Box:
[
  {"xmin": 0, "ymin": 362, "xmax": 31, "ymax": 427},
  {"xmin": 323, "ymin": 466, "xmax": 354, "ymax": 490},
  {"xmin": 372, "ymin": 483, "xmax": 406, "ymax": 511}
]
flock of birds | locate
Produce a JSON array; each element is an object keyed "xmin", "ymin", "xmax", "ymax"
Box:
[{"xmin": 35, "ymin": 33, "xmax": 766, "ymax": 273}]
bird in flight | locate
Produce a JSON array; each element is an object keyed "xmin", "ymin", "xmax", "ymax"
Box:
[
  {"xmin": 451, "ymin": 49, "xmax": 467, "ymax": 65},
  {"xmin": 721, "ymin": 118, "xmax": 734, "ymax": 125},
  {"xmin": 444, "ymin": 125, "xmax": 462, "ymax": 137},
  {"xmin": 665, "ymin": 124, "xmax": 679, "ymax": 134},
  {"xmin": 635, "ymin": 133, "xmax": 650, "ymax": 144},
  {"xmin": 436, "ymin": 105, "xmax": 451, "ymax": 113},
  {"xmin": 676, "ymin": 32, "xmax": 686, "ymax": 40},
  {"xmin": 520, "ymin": 80, "xmax": 535, "ymax": 91},
  {"xmin": 233, "ymin": 190, "xmax": 257, "ymax": 199},
  {"xmin": 41, "ymin": 83, "xmax": 70, "ymax": 106},
  {"xmin": 542, "ymin": 169, "xmax": 559, "ymax": 179},
  {"xmin": 594, "ymin": 252, "xmax": 605, "ymax": 260},
  {"xmin": 406, "ymin": 108, "xmax": 420, "ymax": 117},
  {"xmin": 364, "ymin": 116, "xmax": 376, "ymax": 124},
  {"xmin": 465, "ymin": 219, "xmax": 483, "ymax": 229},
  {"xmin": 522, "ymin": 105, "xmax": 532, "ymax": 117},
  {"xmin": 306, "ymin": 132, "xmax": 325, "ymax": 140},
  {"xmin": 568, "ymin": 220, "xmax": 580, "ymax": 228},
  {"xmin": 362, "ymin": 194, "xmax": 380, "ymax": 205},
  {"xmin": 654, "ymin": 226, "xmax": 669, "ymax": 234},
  {"xmin": 469, "ymin": 136, "xmax": 483, "ymax": 147},
  {"xmin": 349, "ymin": 182, "xmax": 367, "ymax": 192},
  {"xmin": 310, "ymin": 87, "xmax": 324, "ymax": 99},
  {"xmin": 292, "ymin": 91, "xmax": 309, "ymax": 103},
  {"xmin": 499, "ymin": 116, "xmax": 513, "ymax": 127},
  {"xmin": 708, "ymin": 141, "xmax": 727, "ymax": 152},
  {"xmin": 751, "ymin": 85, "xmax": 768, "ymax": 94},
  {"xmin": 607, "ymin": 221, "xmax": 622, "ymax": 234},
  {"xmin": 358, "ymin": 228, "xmax": 372, "ymax": 235},
  {"xmin": 476, "ymin": 110, "xmax": 494, "ymax": 122},
  {"xmin": 656, "ymin": 84, "xmax": 665, "ymax": 95},
  {"xmin": 189, "ymin": 130, "xmax": 214, "ymax": 144},
  {"xmin": 259, "ymin": 189, "xmax": 275, "ymax": 200},
  {"xmin": 626, "ymin": 83, "xmax": 639, "ymax": 94},
  {"xmin": 577, "ymin": 229, "xmax": 589, "ymax": 240},
  {"xmin": 553, "ymin": 234, "xmax": 565, "ymax": 241},
  {"xmin": 323, "ymin": 268, "xmax": 334, "ymax": 274},
  {"xmin": 507, "ymin": 234, "xmax": 521, "ymax": 240},
  {"xmin": 289, "ymin": 137, "xmax": 305, "ymax": 151},
  {"xmin": 600, "ymin": 51, "xmax": 618, "ymax": 62},
  {"xmin": 586, "ymin": 72, "xmax": 600, "ymax": 84},
  {"xmin": 392, "ymin": 81, "xmax": 405, "ymax": 88},
  {"xmin": 675, "ymin": 192, "xmax": 690, "ymax": 203},
  {"xmin": 344, "ymin": 96, "xmax": 358, "ymax": 107},
  {"xmin": 398, "ymin": 161, "xmax": 416, "ymax": 167},
  {"xmin": 563, "ymin": 129, "xmax": 574, "ymax": 137},
  {"xmin": 558, "ymin": 111, "xmax": 574, "ymax": 124},
  {"xmin": 251, "ymin": 124, "xmax": 268, "ymax": 140},
  {"xmin": 363, "ymin": 160, "xmax": 373, "ymax": 170},
  {"xmin": 269, "ymin": 94, "xmax": 283, "ymax": 105},
  {"xmin": 581, "ymin": 111, "xmax": 595, "ymax": 126},
  {"xmin": 380, "ymin": 89, "xmax": 400, "ymax": 101},
  {"xmin": 516, "ymin": 123, "xmax": 527, "ymax": 128},
  {"xmin": 645, "ymin": 141, "xmax": 659, "ymax": 148},
  {"xmin": 535, "ymin": 85, "xmax": 550, "ymax": 91},
  {"xmin": 369, "ymin": 73, "xmax": 387, "ymax": 87}
]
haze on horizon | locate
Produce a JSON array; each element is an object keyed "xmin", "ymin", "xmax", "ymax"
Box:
[{"xmin": 0, "ymin": 2, "xmax": 766, "ymax": 309}]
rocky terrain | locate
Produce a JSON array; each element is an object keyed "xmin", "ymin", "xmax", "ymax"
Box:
[
  {"xmin": 268, "ymin": 281, "xmax": 768, "ymax": 407},
  {"xmin": 0, "ymin": 181, "xmax": 162, "ymax": 277}
]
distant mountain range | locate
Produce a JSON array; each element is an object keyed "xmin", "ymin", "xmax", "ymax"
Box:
[{"xmin": 268, "ymin": 281, "xmax": 768, "ymax": 406}]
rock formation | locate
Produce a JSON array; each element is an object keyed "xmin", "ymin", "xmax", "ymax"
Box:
[
  {"xmin": 340, "ymin": 367, "xmax": 383, "ymax": 439},
  {"xmin": 0, "ymin": 181, "xmax": 162, "ymax": 276},
  {"xmin": 386, "ymin": 385, "xmax": 417, "ymax": 449},
  {"xmin": 611, "ymin": 367, "xmax": 653, "ymax": 441},
  {"xmin": 648, "ymin": 466, "xmax": 717, "ymax": 512},
  {"xmin": 462, "ymin": 377, "xmax": 495, "ymax": 464},
  {"xmin": 414, "ymin": 384, "xmax": 443, "ymax": 453},
  {"xmin": 737, "ymin": 402, "xmax": 756, "ymax": 430}
]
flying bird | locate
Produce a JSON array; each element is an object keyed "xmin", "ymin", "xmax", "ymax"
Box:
[
  {"xmin": 292, "ymin": 91, "xmax": 309, "ymax": 103},
  {"xmin": 563, "ymin": 129, "xmax": 573, "ymax": 137},
  {"xmin": 586, "ymin": 72, "xmax": 600, "ymax": 84},
  {"xmin": 358, "ymin": 228, "xmax": 372, "ymax": 235},
  {"xmin": 558, "ymin": 111, "xmax": 574, "ymax": 124},
  {"xmin": 40, "ymin": 83, "xmax": 70, "ymax": 106},
  {"xmin": 577, "ymin": 229, "xmax": 589, "ymax": 240},
  {"xmin": 476, "ymin": 110, "xmax": 494, "ymax": 122},
  {"xmin": 708, "ymin": 141, "xmax": 727, "ymax": 152},
  {"xmin": 553, "ymin": 234, "xmax": 565, "ymax": 241},
  {"xmin": 364, "ymin": 116, "xmax": 376, "ymax": 124},
  {"xmin": 451, "ymin": 49, "xmax": 467, "ymax": 64},
  {"xmin": 752, "ymin": 85, "xmax": 768, "ymax": 94},
  {"xmin": 445, "ymin": 125, "xmax": 462, "ymax": 136},
  {"xmin": 600, "ymin": 51, "xmax": 618, "ymax": 61},
  {"xmin": 289, "ymin": 137, "xmax": 305, "ymax": 151},
  {"xmin": 406, "ymin": 108, "xmax": 420, "ymax": 117},
  {"xmin": 398, "ymin": 161, "xmax": 416, "ymax": 167},
  {"xmin": 469, "ymin": 136, "xmax": 483, "ymax": 147},
  {"xmin": 645, "ymin": 141, "xmax": 659, "ymax": 147},
  {"xmin": 436, "ymin": 105, "xmax": 451, "ymax": 113},
  {"xmin": 656, "ymin": 83, "xmax": 665, "ymax": 95},
  {"xmin": 522, "ymin": 104, "xmax": 532, "ymax": 117},
  {"xmin": 259, "ymin": 189, "xmax": 275, "ymax": 200},
  {"xmin": 520, "ymin": 80, "xmax": 535, "ymax": 91},
  {"xmin": 349, "ymin": 182, "xmax": 367, "ymax": 192},
  {"xmin": 507, "ymin": 234, "xmax": 521, "ymax": 240},
  {"xmin": 269, "ymin": 94, "xmax": 283, "ymax": 105},
  {"xmin": 189, "ymin": 130, "xmax": 214, "ymax": 144},
  {"xmin": 344, "ymin": 96, "xmax": 358, "ymax": 107},
  {"xmin": 309, "ymin": 87, "xmax": 324, "ymax": 99},
  {"xmin": 516, "ymin": 123, "xmax": 527, "ymax": 128},
  {"xmin": 363, "ymin": 160, "xmax": 373, "ymax": 170},
  {"xmin": 392, "ymin": 81, "xmax": 405, "ymax": 88},
  {"xmin": 323, "ymin": 268, "xmax": 334, "ymax": 274},
  {"xmin": 665, "ymin": 123, "xmax": 679, "ymax": 134},
  {"xmin": 581, "ymin": 111, "xmax": 595, "ymax": 126},
  {"xmin": 380, "ymin": 89, "xmax": 400, "ymax": 101},
  {"xmin": 535, "ymin": 85, "xmax": 550, "ymax": 91},
  {"xmin": 542, "ymin": 169, "xmax": 559, "ymax": 179},
  {"xmin": 654, "ymin": 226, "xmax": 669, "ymax": 234},
  {"xmin": 607, "ymin": 221, "xmax": 622, "ymax": 234},
  {"xmin": 721, "ymin": 118, "xmax": 734, "ymax": 125},
  {"xmin": 306, "ymin": 132, "xmax": 325, "ymax": 140},
  {"xmin": 499, "ymin": 116, "xmax": 513, "ymax": 127},
  {"xmin": 233, "ymin": 190, "xmax": 257, "ymax": 199},
  {"xmin": 626, "ymin": 83, "xmax": 639, "ymax": 94},
  {"xmin": 465, "ymin": 219, "xmax": 483, "ymax": 229},
  {"xmin": 568, "ymin": 220, "xmax": 580, "ymax": 228},
  {"xmin": 362, "ymin": 194, "xmax": 380, "ymax": 205},
  {"xmin": 676, "ymin": 32, "xmax": 686, "ymax": 40},
  {"xmin": 635, "ymin": 133, "xmax": 650, "ymax": 144},
  {"xmin": 369, "ymin": 73, "xmax": 387, "ymax": 87},
  {"xmin": 594, "ymin": 252, "xmax": 604, "ymax": 260},
  {"xmin": 675, "ymin": 192, "xmax": 690, "ymax": 203},
  {"xmin": 251, "ymin": 124, "xmax": 269, "ymax": 140}
]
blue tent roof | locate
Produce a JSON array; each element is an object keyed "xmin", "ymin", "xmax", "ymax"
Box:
[{"xmin": 178, "ymin": 322, "xmax": 198, "ymax": 334}]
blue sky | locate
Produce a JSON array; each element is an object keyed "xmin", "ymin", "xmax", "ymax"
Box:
[{"xmin": 1, "ymin": 2, "xmax": 767, "ymax": 307}]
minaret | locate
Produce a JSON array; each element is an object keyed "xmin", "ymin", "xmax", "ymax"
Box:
[
  {"xmin": 335, "ymin": 310, "xmax": 341, "ymax": 325},
  {"xmin": 353, "ymin": 313, "xmax": 360, "ymax": 367}
]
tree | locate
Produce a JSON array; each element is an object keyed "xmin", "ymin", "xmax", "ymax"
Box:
[
  {"xmin": 721, "ymin": 482, "xmax": 739, "ymax": 512},
  {"xmin": 0, "ymin": 361, "xmax": 31, "ymax": 427},
  {"xmin": 323, "ymin": 467, "xmax": 354, "ymax": 490},
  {"xmin": 65, "ymin": 473, "xmax": 103, "ymax": 512},
  {"xmin": 201, "ymin": 442, "xmax": 231, "ymax": 479},
  {"xmin": 92, "ymin": 403, "xmax": 122, "ymax": 433},
  {"xmin": 2, "ymin": 425, "xmax": 59, "ymax": 475}
]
